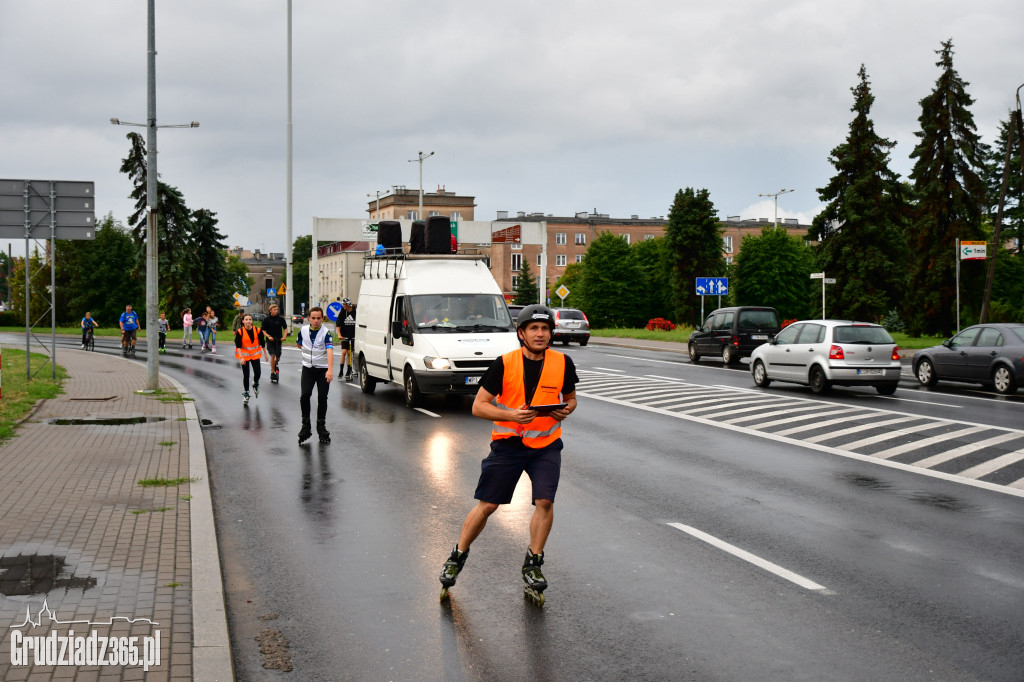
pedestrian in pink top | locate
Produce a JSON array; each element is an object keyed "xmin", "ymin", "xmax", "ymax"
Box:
[{"xmin": 182, "ymin": 308, "xmax": 194, "ymax": 349}]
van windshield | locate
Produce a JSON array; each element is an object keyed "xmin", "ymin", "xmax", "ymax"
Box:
[{"xmin": 410, "ymin": 294, "xmax": 514, "ymax": 333}]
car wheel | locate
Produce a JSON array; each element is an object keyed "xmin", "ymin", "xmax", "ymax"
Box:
[
  {"xmin": 809, "ymin": 366, "xmax": 831, "ymax": 394},
  {"xmin": 562, "ymin": 339, "xmax": 570, "ymax": 346},
  {"xmin": 752, "ymin": 360, "xmax": 771, "ymax": 388},
  {"xmin": 358, "ymin": 355, "xmax": 376, "ymax": 394},
  {"xmin": 916, "ymin": 358, "xmax": 937, "ymax": 387},
  {"xmin": 579, "ymin": 337, "xmax": 589, "ymax": 346},
  {"xmin": 404, "ymin": 369, "xmax": 422, "ymax": 408},
  {"xmin": 992, "ymin": 366, "xmax": 1017, "ymax": 395},
  {"xmin": 722, "ymin": 345, "xmax": 736, "ymax": 365},
  {"xmin": 876, "ymin": 383, "xmax": 898, "ymax": 395},
  {"xmin": 688, "ymin": 343, "xmax": 700, "ymax": 363}
]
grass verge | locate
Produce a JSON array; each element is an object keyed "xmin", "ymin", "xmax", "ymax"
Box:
[
  {"xmin": 137, "ymin": 476, "xmax": 200, "ymax": 487},
  {"xmin": 0, "ymin": 349, "xmax": 66, "ymax": 444}
]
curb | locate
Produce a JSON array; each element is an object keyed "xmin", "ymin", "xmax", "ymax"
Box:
[{"xmin": 162, "ymin": 374, "xmax": 234, "ymax": 681}]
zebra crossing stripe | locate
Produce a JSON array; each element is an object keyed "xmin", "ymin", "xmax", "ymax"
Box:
[
  {"xmin": 911, "ymin": 432, "xmax": 1024, "ymax": 469},
  {"xmin": 874, "ymin": 425, "xmax": 990, "ymax": 460}
]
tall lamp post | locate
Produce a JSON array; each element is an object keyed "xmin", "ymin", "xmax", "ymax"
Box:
[
  {"xmin": 757, "ymin": 188, "xmax": 794, "ymax": 226},
  {"xmin": 408, "ymin": 151, "xmax": 434, "ymax": 220},
  {"xmin": 111, "ymin": 0, "xmax": 198, "ymax": 391},
  {"xmin": 367, "ymin": 190, "xmax": 385, "ymax": 220}
]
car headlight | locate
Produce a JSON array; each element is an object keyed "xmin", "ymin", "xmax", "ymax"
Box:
[{"xmin": 423, "ymin": 356, "xmax": 451, "ymax": 370}]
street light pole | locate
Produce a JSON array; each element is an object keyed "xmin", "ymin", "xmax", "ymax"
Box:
[
  {"xmin": 408, "ymin": 151, "xmax": 434, "ymax": 220},
  {"xmin": 758, "ymin": 188, "xmax": 794, "ymax": 227},
  {"xmin": 111, "ymin": 0, "xmax": 198, "ymax": 391}
]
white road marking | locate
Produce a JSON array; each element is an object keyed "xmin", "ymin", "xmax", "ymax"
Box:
[
  {"xmin": 958, "ymin": 448, "xmax": 1024, "ymax": 480},
  {"xmin": 667, "ymin": 523, "xmax": 828, "ymax": 592},
  {"xmin": 803, "ymin": 415, "xmax": 921, "ymax": 443},
  {"xmin": 874, "ymin": 425, "xmax": 990, "ymax": 459},
  {"xmin": 414, "ymin": 407, "xmax": 440, "ymax": 418},
  {"xmin": 910, "ymin": 432, "xmax": 1024, "ymax": 468},
  {"xmin": 592, "ymin": 366, "xmax": 625, "ymax": 372}
]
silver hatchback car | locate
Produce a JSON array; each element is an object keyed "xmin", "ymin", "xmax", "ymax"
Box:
[{"xmin": 750, "ymin": 320, "xmax": 901, "ymax": 395}]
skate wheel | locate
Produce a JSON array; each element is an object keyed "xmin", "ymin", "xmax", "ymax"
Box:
[
  {"xmin": 524, "ymin": 587, "xmax": 545, "ymax": 606},
  {"xmin": 440, "ymin": 587, "xmax": 450, "ymax": 601}
]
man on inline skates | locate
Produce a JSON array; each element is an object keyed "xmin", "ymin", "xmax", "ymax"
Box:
[{"xmin": 438, "ymin": 304, "xmax": 579, "ymax": 605}]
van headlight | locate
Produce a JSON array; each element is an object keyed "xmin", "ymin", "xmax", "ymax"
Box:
[{"xmin": 423, "ymin": 356, "xmax": 451, "ymax": 370}]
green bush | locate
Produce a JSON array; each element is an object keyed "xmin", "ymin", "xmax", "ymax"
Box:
[{"xmin": 0, "ymin": 311, "xmax": 21, "ymax": 327}]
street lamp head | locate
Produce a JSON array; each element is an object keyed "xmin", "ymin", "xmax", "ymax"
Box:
[
  {"xmin": 190, "ymin": 121, "xmax": 200, "ymax": 128},
  {"xmin": 109, "ymin": 117, "xmax": 120, "ymax": 125}
]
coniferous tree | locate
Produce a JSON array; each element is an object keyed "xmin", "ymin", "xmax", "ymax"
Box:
[
  {"xmin": 664, "ymin": 188, "xmax": 725, "ymax": 326},
  {"xmin": 513, "ymin": 260, "xmax": 540, "ymax": 305},
  {"xmin": 982, "ymin": 115, "xmax": 1024, "ymax": 254},
  {"xmin": 905, "ymin": 40, "xmax": 989, "ymax": 335},
  {"xmin": 291, "ymin": 235, "xmax": 312, "ymax": 314},
  {"xmin": 811, "ymin": 65, "xmax": 909, "ymax": 322}
]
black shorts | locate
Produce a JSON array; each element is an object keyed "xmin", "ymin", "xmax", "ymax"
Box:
[
  {"xmin": 340, "ymin": 338, "xmax": 353, "ymax": 351},
  {"xmin": 265, "ymin": 340, "xmax": 282, "ymax": 358},
  {"xmin": 474, "ymin": 438, "xmax": 562, "ymax": 505}
]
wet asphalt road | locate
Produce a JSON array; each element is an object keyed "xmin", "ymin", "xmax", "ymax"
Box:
[{"xmin": 41, "ymin": 336, "xmax": 1024, "ymax": 680}]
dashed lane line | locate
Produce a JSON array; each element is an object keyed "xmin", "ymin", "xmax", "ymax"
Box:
[{"xmin": 667, "ymin": 523, "xmax": 829, "ymax": 593}]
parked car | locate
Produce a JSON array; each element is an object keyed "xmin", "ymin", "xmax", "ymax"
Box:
[
  {"xmin": 912, "ymin": 323, "xmax": 1024, "ymax": 395},
  {"xmin": 551, "ymin": 307, "xmax": 590, "ymax": 346},
  {"xmin": 750, "ymin": 320, "xmax": 901, "ymax": 395},
  {"xmin": 507, "ymin": 303, "xmax": 526, "ymax": 320},
  {"xmin": 291, "ymin": 314, "xmax": 305, "ymax": 326},
  {"xmin": 689, "ymin": 306, "xmax": 781, "ymax": 365}
]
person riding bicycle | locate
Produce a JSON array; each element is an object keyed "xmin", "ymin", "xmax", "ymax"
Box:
[
  {"xmin": 119, "ymin": 304, "xmax": 140, "ymax": 355},
  {"xmin": 80, "ymin": 312, "xmax": 97, "ymax": 349}
]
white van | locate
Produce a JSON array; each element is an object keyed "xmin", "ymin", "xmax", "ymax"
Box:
[{"xmin": 355, "ymin": 254, "xmax": 520, "ymax": 407}]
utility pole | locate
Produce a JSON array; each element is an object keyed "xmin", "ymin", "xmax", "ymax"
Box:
[
  {"xmin": 758, "ymin": 188, "xmax": 794, "ymax": 226},
  {"xmin": 408, "ymin": 151, "xmax": 434, "ymax": 220}
]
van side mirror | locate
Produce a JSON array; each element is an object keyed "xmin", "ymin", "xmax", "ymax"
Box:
[{"xmin": 391, "ymin": 320, "xmax": 407, "ymax": 338}]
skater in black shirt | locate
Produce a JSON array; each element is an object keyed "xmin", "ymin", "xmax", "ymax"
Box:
[
  {"xmin": 336, "ymin": 298, "xmax": 357, "ymax": 381},
  {"xmin": 261, "ymin": 303, "xmax": 289, "ymax": 384},
  {"xmin": 438, "ymin": 305, "xmax": 579, "ymax": 605}
]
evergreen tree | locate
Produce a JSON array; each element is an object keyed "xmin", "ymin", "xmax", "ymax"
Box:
[
  {"xmin": 513, "ymin": 260, "xmax": 540, "ymax": 305},
  {"xmin": 578, "ymin": 232, "xmax": 644, "ymax": 327},
  {"xmin": 190, "ymin": 208, "xmax": 233, "ymax": 314},
  {"xmin": 664, "ymin": 188, "xmax": 725, "ymax": 326},
  {"xmin": 811, "ymin": 65, "xmax": 910, "ymax": 322},
  {"xmin": 905, "ymin": 39, "xmax": 988, "ymax": 336},
  {"xmin": 982, "ymin": 114, "xmax": 1024, "ymax": 254},
  {"xmin": 734, "ymin": 226, "xmax": 815, "ymax": 320}
]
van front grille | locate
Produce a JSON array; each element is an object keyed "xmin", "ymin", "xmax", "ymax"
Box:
[{"xmin": 453, "ymin": 360, "xmax": 493, "ymax": 369}]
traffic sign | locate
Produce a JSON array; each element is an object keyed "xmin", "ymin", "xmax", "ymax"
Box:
[
  {"xmin": 695, "ymin": 277, "xmax": 728, "ymax": 295},
  {"xmin": 555, "ymin": 284, "xmax": 570, "ymax": 300},
  {"xmin": 823, "ymin": 278, "xmax": 837, "ymax": 284},
  {"xmin": 960, "ymin": 241, "xmax": 987, "ymax": 260},
  {"xmin": 277, "ymin": 283, "xmax": 287, "ymax": 295},
  {"xmin": 326, "ymin": 301, "xmax": 342, "ymax": 322},
  {"xmin": 0, "ymin": 179, "xmax": 95, "ymax": 239},
  {"xmin": 267, "ymin": 288, "xmax": 277, "ymax": 297},
  {"xmin": 809, "ymin": 272, "xmax": 824, "ymax": 279}
]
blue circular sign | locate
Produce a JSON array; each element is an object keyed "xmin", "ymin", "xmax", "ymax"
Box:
[{"xmin": 326, "ymin": 301, "xmax": 343, "ymax": 322}]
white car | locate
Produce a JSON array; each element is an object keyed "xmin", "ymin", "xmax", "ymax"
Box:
[{"xmin": 750, "ymin": 320, "xmax": 901, "ymax": 395}]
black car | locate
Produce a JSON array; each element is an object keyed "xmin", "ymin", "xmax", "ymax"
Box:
[
  {"xmin": 291, "ymin": 314, "xmax": 305, "ymax": 326},
  {"xmin": 688, "ymin": 306, "xmax": 781, "ymax": 365},
  {"xmin": 913, "ymin": 323, "xmax": 1024, "ymax": 395}
]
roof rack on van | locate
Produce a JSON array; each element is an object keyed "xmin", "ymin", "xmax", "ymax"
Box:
[{"xmin": 361, "ymin": 251, "xmax": 490, "ymax": 280}]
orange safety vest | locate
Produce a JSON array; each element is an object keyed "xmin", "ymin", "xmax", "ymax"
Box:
[
  {"xmin": 491, "ymin": 348, "xmax": 566, "ymax": 448},
  {"xmin": 235, "ymin": 326, "xmax": 263, "ymax": 361}
]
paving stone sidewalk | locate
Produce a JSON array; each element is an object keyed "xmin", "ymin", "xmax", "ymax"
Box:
[{"xmin": 0, "ymin": 349, "xmax": 230, "ymax": 681}]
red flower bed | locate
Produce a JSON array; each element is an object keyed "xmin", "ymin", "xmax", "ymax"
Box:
[
  {"xmin": 645, "ymin": 317, "xmax": 676, "ymax": 332},
  {"xmin": 782, "ymin": 318, "xmax": 798, "ymax": 328}
]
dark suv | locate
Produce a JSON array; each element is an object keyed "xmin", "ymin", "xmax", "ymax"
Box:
[{"xmin": 688, "ymin": 306, "xmax": 780, "ymax": 365}]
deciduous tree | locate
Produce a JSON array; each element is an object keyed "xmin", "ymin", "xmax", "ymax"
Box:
[{"xmin": 665, "ymin": 188, "xmax": 725, "ymax": 326}]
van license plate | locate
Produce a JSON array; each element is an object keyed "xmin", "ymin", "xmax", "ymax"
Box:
[
  {"xmin": 465, "ymin": 376, "xmax": 480, "ymax": 385},
  {"xmin": 857, "ymin": 368, "xmax": 883, "ymax": 376},
  {"xmin": 751, "ymin": 334, "xmax": 767, "ymax": 340}
]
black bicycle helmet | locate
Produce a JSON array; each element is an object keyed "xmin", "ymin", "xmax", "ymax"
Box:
[{"xmin": 516, "ymin": 304, "xmax": 555, "ymax": 331}]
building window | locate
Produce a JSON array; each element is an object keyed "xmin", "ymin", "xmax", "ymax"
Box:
[
  {"xmin": 723, "ymin": 235, "xmax": 734, "ymax": 253},
  {"xmin": 556, "ymin": 254, "xmax": 566, "ymax": 267},
  {"xmin": 451, "ymin": 212, "xmax": 462, "ymax": 222},
  {"xmin": 555, "ymin": 232, "xmax": 566, "ymax": 245},
  {"xmin": 623, "ymin": 234, "xmax": 630, "ymax": 245},
  {"xmin": 407, "ymin": 210, "xmax": 418, "ymax": 220},
  {"xmin": 511, "ymin": 253, "xmax": 522, "ymax": 271},
  {"xmin": 575, "ymin": 233, "xmax": 586, "ymax": 245},
  {"xmin": 537, "ymin": 254, "xmax": 542, "ymax": 267},
  {"xmin": 428, "ymin": 210, "xmax": 440, "ymax": 217},
  {"xmin": 645, "ymin": 234, "xmax": 655, "ymax": 240},
  {"xmin": 511, "ymin": 242, "xmax": 522, "ymax": 250},
  {"xmin": 511, "ymin": 275, "xmax": 520, "ymax": 290},
  {"xmin": 725, "ymin": 256, "xmax": 734, "ymax": 265},
  {"xmin": 575, "ymin": 254, "xmax": 584, "ymax": 263}
]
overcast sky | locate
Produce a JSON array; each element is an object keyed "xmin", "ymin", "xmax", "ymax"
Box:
[{"xmin": 2, "ymin": 1, "xmax": 1022, "ymax": 253}]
